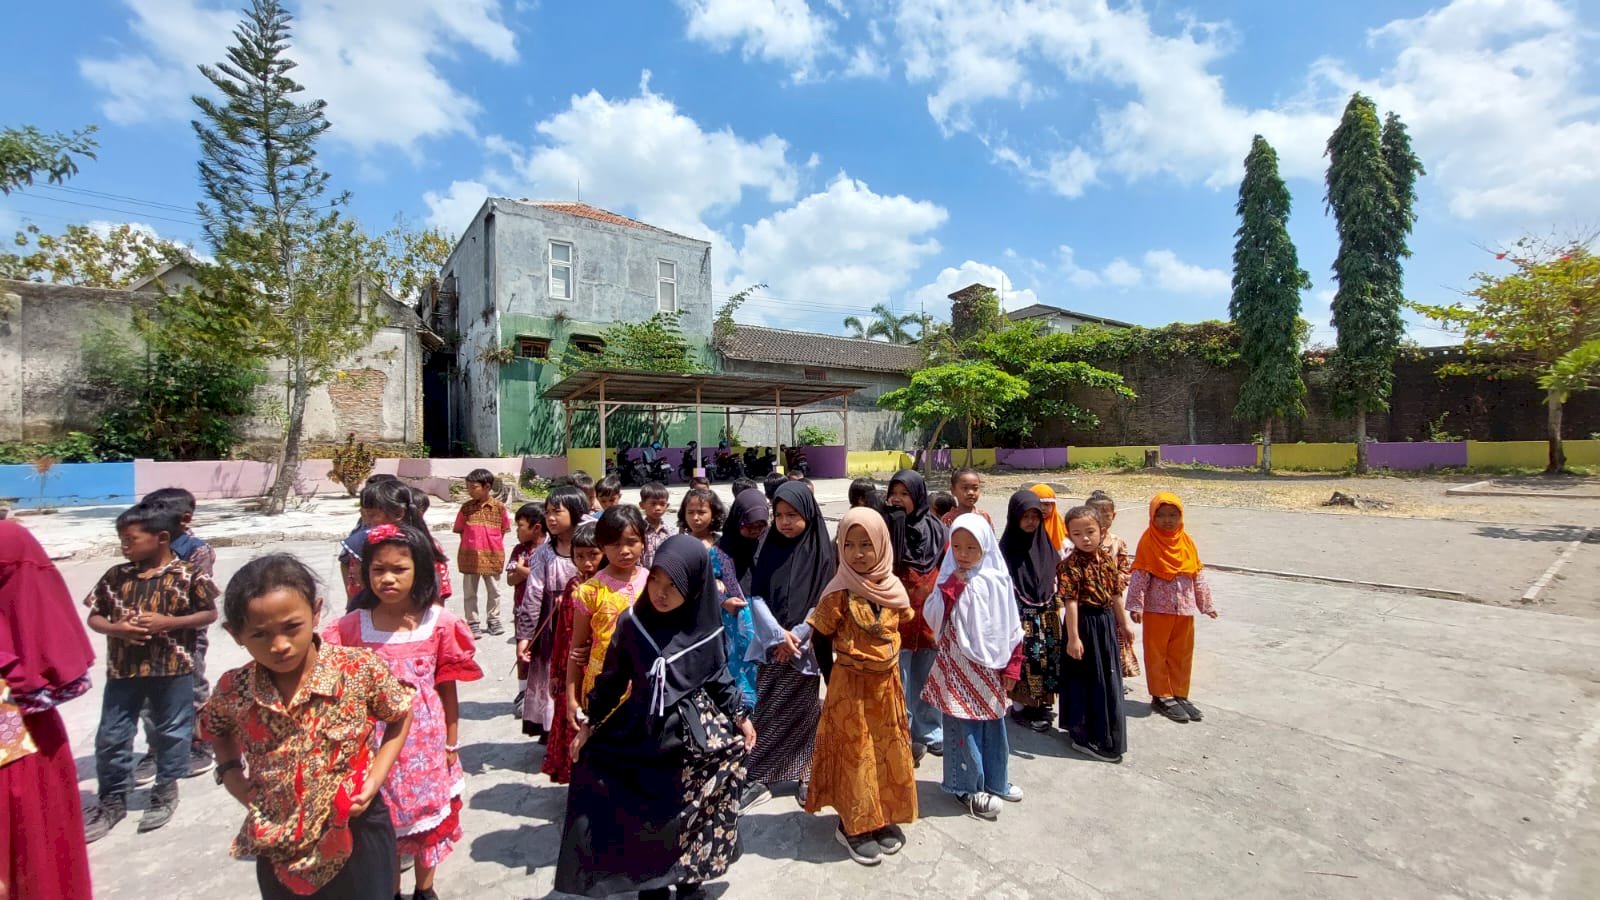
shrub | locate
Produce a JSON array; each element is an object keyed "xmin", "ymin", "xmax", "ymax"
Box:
[
  {"xmin": 795, "ymin": 425, "xmax": 838, "ymax": 446},
  {"xmin": 0, "ymin": 432, "xmax": 101, "ymax": 465},
  {"xmin": 326, "ymin": 434, "xmax": 377, "ymax": 497}
]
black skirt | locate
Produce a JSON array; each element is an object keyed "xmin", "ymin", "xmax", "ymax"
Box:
[
  {"xmin": 255, "ymin": 795, "xmax": 397, "ymax": 900},
  {"xmin": 1059, "ymin": 604, "xmax": 1127, "ymax": 756}
]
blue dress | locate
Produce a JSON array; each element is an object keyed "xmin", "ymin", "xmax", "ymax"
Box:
[{"xmin": 710, "ymin": 545, "xmax": 758, "ymax": 711}]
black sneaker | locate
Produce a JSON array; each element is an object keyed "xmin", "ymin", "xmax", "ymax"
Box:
[
  {"xmin": 1176, "ymin": 697, "xmax": 1203, "ymax": 721},
  {"xmin": 737, "ymin": 781, "xmax": 772, "ymax": 814},
  {"xmin": 510, "ymin": 689, "xmax": 525, "ymax": 716},
  {"xmin": 412, "ymin": 889, "xmax": 439, "ymax": 900},
  {"xmin": 138, "ymin": 781, "xmax": 179, "ymax": 833},
  {"xmin": 83, "ymin": 796, "xmax": 127, "ymax": 843},
  {"xmin": 926, "ymin": 740, "xmax": 944, "ymax": 757},
  {"xmin": 187, "ymin": 744, "xmax": 215, "ymax": 778},
  {"xmin": 469, "ymin": 621, "xmax": 484, "ymax": 639},
  {"xmin": 835, "ymin": 825, "xmax": 883, "ymax": 866},
  {"xmin": 874, "ymin": 824, "xmax": 906, "ymax": 855},
  {"xmin": 133, "ymin": 753, "xmax": 157, "ymax": 786},
  {"xmin": 1152, "ymin": 697, "xmax": 1191, "ymax": 723},
  {"xmin": 1070, "ymin": 740, "xmax": 1124, "ymax": 764},
  {"xmin": 911, "ymin": 742, "xmax": 927, "ymax": 767},
  {"xmin": 486, "ymin": 619, "xmax": 505, "ymax": 637}
]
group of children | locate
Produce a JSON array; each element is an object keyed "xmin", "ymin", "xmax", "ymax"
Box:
[{"xmin": 74, "ymin": 463, "xmax": 1216, "ymax": 898}]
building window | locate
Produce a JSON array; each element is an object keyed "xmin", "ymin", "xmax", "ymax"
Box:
[
  {"xmin": 515, "ymin": 336, "xmax": 550, "ymax": 360},
  {"xmin": 657, "ymin": 260, "xmax": 677, "ymax": 313},
  {"xmin": 803, "ymin": 367, "xmax": 826, "ymax": 381},
  {"xmin": 549, "ymin": 240, "xmax": 573, "ymax": 299},
  {"xmin": 571, "ymin": 335, "xmax": 605, "ymax": 355}
]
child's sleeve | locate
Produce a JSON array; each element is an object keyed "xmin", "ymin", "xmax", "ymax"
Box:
[
  {"xmin": 356, "ymin": 651, "xmax": 416, "ymax": 723},
  {"xmin": 452, "ymin": 507, "xmax": 466, "ymax": 534},
  {"xmin": 188, "ymin": 572, "xmax": 220, "ymax": 615},
  {"xmin": 1003, "ymin": 640, "xmax": 1025, "ymax": 681},
  {"xmin": 437, "ymin": 616, "xmax": 485, "ymax": 684},
  {"xmin": 190, "ymin": 543, "xmax": 217, "ymax": 580},
  {"xmin": 1055, "ymin": 559, "xmax": 1079, "ymax": 606},
  {"xmin": 85, "ymin": 574, "xmax": 114, "ymax": 618},
  {"xmin": 1194, "ymin": 569, "xmax": 1216, "ymax": 615},
  {"xmin": 806, "ymin": 591, "xmax": 845, "ymax": 638},
  {"xmin": 1125, "ymin": 570, "xmax": 1150, "ymax": 614},
  {"xmin": 500, "ymin": 505, "xmax": 512, "ymax": 534},
  {"xmin": 196, "ymin": 670, "xmax": 238, "ymax": 742},
  {"xmin": 514, "ymin": 557, "xmax": 548, "ymax": 641},
  {"xmin": 1115, "ymin": 543, "xmax": 1133, "ymax": 593},
  {"xmin": 320, "ymin": 617, "xmax": 348, "ymax": 646}
]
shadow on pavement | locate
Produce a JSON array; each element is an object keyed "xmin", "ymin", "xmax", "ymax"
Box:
[
  {"xmin": 1472, "ymin": 525, "xmax": 1587, "ymax": 542},
  {"xmin": 457, "ymin": 699, "xmax": 514, "ymax": 721},
  {"xmin": 470, "ymin": 779, "xmax": 566, "ymax": 821},
  {"xmin": 469, "ymin": 821, "xmax": 560, "ymax": 875}
]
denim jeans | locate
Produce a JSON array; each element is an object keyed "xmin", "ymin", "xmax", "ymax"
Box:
[
  {"xmin": 97, "ymin": 674, "xmax": 194, "ymax": 797},
  {"xmin": 940, "ymin": 714, "xmax": 1011, "ymax": 797},
  {"xmin": 899, "ymin": 649, "xmax": 944, "ymax": 748},
  {"xmin": 142, "ymin": 629, "xmax": 209, "ymax": 749}
]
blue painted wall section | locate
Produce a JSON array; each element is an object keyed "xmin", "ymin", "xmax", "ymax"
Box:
[{"xmin": 0, "ymin": 462, "xmax": 137, "ymax": 509}]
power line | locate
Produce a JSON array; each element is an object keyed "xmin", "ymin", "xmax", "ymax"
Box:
[
  {"xmin": 35, "ymin": 184, "xmax": 197, "ymax": 215},
  {"xmin": 7, "ymin": 192, "xmax": 202, "ymax": 227}
]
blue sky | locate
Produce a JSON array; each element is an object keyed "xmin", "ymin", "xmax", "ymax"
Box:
[{"xmin": 4, "ymin": 0, "xmax": 1598, "ymax": 345}]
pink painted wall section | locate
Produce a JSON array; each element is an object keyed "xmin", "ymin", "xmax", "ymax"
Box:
[
  {"xmin": 996, "ymin": 448, "xmax": 1070, "ymax": 469},
  {"xmin": 523, "ymin": 456, "xmax": 568, "ymax": 479},
  {"xmin": 134, "ymin": 456, "xmax": 569, "ymax": 502},
  {"xmin": 1161, "ymin": 444, "xmax": 1258, "ymax": 467},
  {"xmin": 1367, "ymin": 442, "xmax": 1467, "ymax": 470}
]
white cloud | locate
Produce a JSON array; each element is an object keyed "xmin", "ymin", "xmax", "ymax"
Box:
[
  {"xmin": 79, "ymin": 0, "xmax": 518, "ymax": 154},
  {"xmin": 909, "ymin": 260, "xmax": 1039, "ymax": 321},
  {"xmin": 423, "ymin": 181, "xmax": 490, "ymax": 232},
  {"xmin": 993, "ymin": 145, "xmax": 1099, "ymax": 199},
  {"xmin": 844, "ymin": 45, "xmax": 890, "ymax": 79},
  {"xmin": 1141, "ymin": 249, "xmax": 1230, "ymax": 296},
  {"xmin": 678, "ymin": 0, "xmax": 834, "ymax": 80},
  {"xmin": 1102, "ymin": 258, "xmax": 1143, "ymax": 288}
]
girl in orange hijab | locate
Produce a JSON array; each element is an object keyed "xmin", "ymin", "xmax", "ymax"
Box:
[
  {"xmin": 1028, "ymin": 484, "xmax": 1068, "ymax": 558},
  {"xmin": 1126, "ymin": 493, "xmax": 1217, "ymax": 724}
]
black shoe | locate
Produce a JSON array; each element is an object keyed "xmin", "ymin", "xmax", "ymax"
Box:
[
  {"xmin": 677, "ymin": 882, "xmax": 706, "ymax": 899},
  {"xmin": 911, "ymin": 742, "xmax": 927, "ymax": 767},
  {"xmin": 469, "ymin": 621, "xmax": 484, "ymax": 639},
  {"xmin": 84, "ymin": 796, "xmax": 127, "ymax": 843},
  {"xmin": 926, "ymin": 740, "xmax": 944, "ymax": 757},
  {"xmin": 836, "ymin": 825, "xmax": 883, "ymax": 866},
  {"xmin": 486, "ymin": 619, "xmax": 505, "ymax": 637},
  {"xmin": 412, "ymin": 889, "xmax": 439, "ymax": 900},
  {"xmin": 1152, "ymin": 697, "xmax": 1191, "ymax": 723},
  {"xmin": 796, "ymin": 779, "xmax": 809, "ymax": 807},
  {"xmin": 1176, "ymin": 697, "xmax": 1203, "ymax": 721},
  {"xmin": 187, "ymin": 744, "xmax": 215, "ymax": 778},
  {"xmin": 133, "ymin": 753, "xmax": 157, "ymax": 786},
  {"xmin": 874, "ymin": 824, "xmax": 906, "ymax": 855},
  {"xmin": 1070, "ymin": 740, "xmax": 1124, "ymax": 764},
  {"xmin": 138, "ymin": 781, "xmax": 179, "ymax": 833},
  {"xmin": 737, "ymin": 781, "xmax": 772, "ymax": 814}
]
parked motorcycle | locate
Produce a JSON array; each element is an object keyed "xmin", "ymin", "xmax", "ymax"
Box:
[
  {"xmin": 612, "ymin": 443, "xmax": 651, "ymax": 487},
  {"xmin": 784, "ymin": 446, "xmax": 810, "ymax": 477},
  {"xmin": 678, "ymin": 441, "xmax": 699, "ymax": 482},
  {"xmin": 640, "ymin": 442, "xmax": 673, "ymax": 485},
  {"xmin": 712, "ymin": 447, "xmax": 745, "ymax": 481},
  {"xmin": 744, "ymin": 446, "xmax": 778, "ymax": 478}
]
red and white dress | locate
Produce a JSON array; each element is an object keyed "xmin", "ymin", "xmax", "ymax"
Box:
[
  {"xmin": 921, "ymin": 578, "xmax": 1021, "ymax": 721},
  {"xmin": 324, "ymin": 607, "xmax": 482, "ymax": 867}
]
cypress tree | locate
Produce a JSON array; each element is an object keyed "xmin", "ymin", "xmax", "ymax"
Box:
[{"xmin": 1230, "ymin": 135, "xmax": 1309, "ymax": 472}]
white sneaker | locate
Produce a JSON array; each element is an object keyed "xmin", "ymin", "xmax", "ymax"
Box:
[
  {"xmin": 997, "ymin": 783, "xmax": 1024, "ymax": 803},
  {"xmin": 958, "ymin": 791, "xmax": 1000, "ymax": 820}
]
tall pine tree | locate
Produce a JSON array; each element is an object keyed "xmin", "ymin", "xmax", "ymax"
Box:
[
  {"xmin": 1324, "ymin": 94, "xmax": 1422, "ymax": 473},
  {"xmin": 1230, "ymin": 135, "xmax": 1309, "ymax": 472},
  {"xmin": 190, "ymin": 0, "xmax": 377, "ymax": 513}
]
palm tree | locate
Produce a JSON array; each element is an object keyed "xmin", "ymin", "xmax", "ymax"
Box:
[{"xmin": 841, "ymin": 303, "xmax": 923, "ymax": 344}]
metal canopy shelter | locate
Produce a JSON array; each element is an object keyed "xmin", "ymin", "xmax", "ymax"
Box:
[{"xmin": 544, "ymin": 368, "xmax": 866, "ymax": 473}]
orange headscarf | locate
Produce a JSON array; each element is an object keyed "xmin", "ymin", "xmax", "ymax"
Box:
[
  {"xmin": 1029, "ymin": 483, "xmax": 1066, "ymax": 553},
  {"xmin": 1132, "ymin": 492, "xmax": 1203, "ymax": 581}
]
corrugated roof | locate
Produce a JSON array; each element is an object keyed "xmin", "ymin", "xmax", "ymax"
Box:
[
  {"xmin": 721, "ymin": 325, "xmax": 923, "ymax": 374},
  {"xmin": 508, "ymin": 200, "xmax": 708, "ymax": 245}
]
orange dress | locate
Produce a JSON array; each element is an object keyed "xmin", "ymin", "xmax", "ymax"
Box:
[{"xmin": 803, "ymin": 590, "xmax": 919, "ymax": 836}]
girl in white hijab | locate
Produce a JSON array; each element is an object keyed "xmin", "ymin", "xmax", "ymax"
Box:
[{"xmin": 921, "ymin": 513, "xmax": 1025, "ymax": 821}]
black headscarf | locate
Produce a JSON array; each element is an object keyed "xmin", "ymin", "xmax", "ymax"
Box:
[
  {"xmin": 1001, "ymin": 490, "xmax": 1057, "ymax": 607},
  {"xmin": 750, "ymin": 481, "xmax": 835, "ymax": 629},
  {"xmin": 631, "ymin": 534, "xmax": 726, "ymax": 711},
  {"xmin": 884, "ymin": 469, "xmax": 947, "ymax": 575},
  {"xmin": 716, "ymin": 488, "xmax": 768, "ymax": 593}
]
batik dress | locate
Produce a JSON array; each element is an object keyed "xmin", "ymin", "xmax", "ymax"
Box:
[
  {"xmin": 1101, "ymin": 533, "xmax": 1140, "ymax": 678},
  {"xmin": 519, "ymin": 543, "xmax": 578, "ymax": 734},
  {"xmin": 324, "ymin": 607, "xmax": 482, "ymax": 867},
  {"xmin": 1057, "ymin": 549, "xmax": 1127, "ymax": 756},
  {"xmin": 541, "ymin": 574, "xmax": 583, "ymax": 783}
]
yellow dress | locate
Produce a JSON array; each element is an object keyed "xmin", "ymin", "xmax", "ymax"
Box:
[
  {"xmin": 576, "ymin": 569, "xmax": 646, "ymax": 704},
  {"xmin": 803, "ymin": 590, "xmax": 919, "ymax": 836}
]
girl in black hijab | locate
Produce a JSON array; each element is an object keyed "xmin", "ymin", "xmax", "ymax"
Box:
[
  {"xmin": 556, "ymin": 535, "xmax": 754, "ymax": 900},
  {"xmin": 1000, "ymin": 490, "xmax": 1063, "ymax": 731},
  {"xmin": 882, "ymin": 469, "xmax": 950, "ymax": 761},
  {"xmin": 739, "ymin": 481, "xmax": 835, "ymax": 811},
  {"xmin": 716, "ymin": 488, "xmax": 769, "ymax": 595}
]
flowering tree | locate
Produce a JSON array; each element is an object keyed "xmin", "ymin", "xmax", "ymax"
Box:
[{"xmin": 1414, "ymin": 238, "xmax": 1600, "ymax": 473}]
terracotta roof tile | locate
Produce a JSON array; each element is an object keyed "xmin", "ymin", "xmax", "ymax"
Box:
[
  {"xmin": 513, "ymin": 200, "xmax": 707, "ymax": 245},
  {"xmin": 721, "ymin": 325, "xmax": 922, "ymax": 374}
]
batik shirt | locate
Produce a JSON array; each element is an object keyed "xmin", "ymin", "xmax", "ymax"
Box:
[
  {"xmin": 85, "ymin": 558, "xmax": 218, "ymax": 679},
  {"xmin": 1057, "ymin": 548, "xmax": 1123, "ymax": 609},
  {"xmin": 454, "ymin": 498, "xmax": 511, "ymax": 575}
]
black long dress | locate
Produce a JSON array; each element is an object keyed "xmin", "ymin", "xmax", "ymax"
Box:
[{"xmin": 555, "ymin": 537, "xmax": 747, "ymax": 897}]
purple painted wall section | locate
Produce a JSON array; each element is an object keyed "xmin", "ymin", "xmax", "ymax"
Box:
[
  {"xmin": 1367, "ymin": 442, "xmax": 1467, "ymax": 470},
  {"xmin": 1161, "ymin": 444, "xmax": 1258, "ymax": 467},
  {"xmin": 996, "ymin": 448, "xmax": 1070, "ymax": 469},
  {"xmin": 911, "ymin": 448, "xmax": 952, "ymax": 472},
  {"xmin": 800, "ymin": 446, "xmax": 847, "ymax": 478}
]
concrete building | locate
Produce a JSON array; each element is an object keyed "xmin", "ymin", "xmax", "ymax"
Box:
[
  {"xmin": 430, "ymin": 200, "xmax": 714, "ymax": 456},
  {"xmin": 0, "ymin": 267, "xmax": 436, "ymax": 447},
  {"xmin": 1006, "ymin": 301, "xmax": 1133, "ymax": 333}
]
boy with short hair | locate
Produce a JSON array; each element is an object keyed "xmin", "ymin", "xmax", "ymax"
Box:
[
  {"xmin": 134, "ymin": 487, "xmax": 218, "ymax": 781},
  {"xmin": 569, "ymin": 471, "xmax": 598, "ymax": 518},
  {"xmin": 594, "ymin": 476, "xmax": 623, "ymax": 514},
  {"xmin": 454, "ymin": 469, "xmax": 512, "ymax": 639},
  {"xmin": 731, "ymin": 476, "xmax": 758, "ymax": 496},
  {"xmin": 943, "ymin": 468, "xmax": 994, "ymax": 529},
  {"xmin": 689, "ymin": 475, "xmax": 712, "ymax": 491},
  {"xmin": 931, "ymin": 491, "xmax": 957, "ymax": 521},
  {"xmin": 506, "ymin": 502, "xmax": 547, "ymax": 711},
  {"xmin": 82, "ymin": 502, "xmax": 219, "ymax": 842},
  {"xmin": 637, "ymin": 481, "xmax": 673, "ymax": 567}
]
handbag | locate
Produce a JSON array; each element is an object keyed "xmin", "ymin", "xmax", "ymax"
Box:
[
  {"xmin": 677, "ymin": 689, "xmax": 742, "ymax": 759},
  {"xmin": 0, "ymin": 686, "xmax": 39, "ymax": 769}
]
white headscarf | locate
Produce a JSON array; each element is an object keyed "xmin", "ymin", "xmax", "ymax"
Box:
[{"xmin": 926, "ymin": 513, "xmax": 1023, "ymax": 670}]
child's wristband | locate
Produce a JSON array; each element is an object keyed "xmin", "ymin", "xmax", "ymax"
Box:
[{"xmin": 444, "ymin": 743, "xmax": 460, "ymax": 752}]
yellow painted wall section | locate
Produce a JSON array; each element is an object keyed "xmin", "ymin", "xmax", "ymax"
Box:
[
  {"xmin": 1467, "ymin": 440, "xmax": 1600, "ymax": 467},
  {"xmin": 567, "ymin": 448, "xmax": 606, "ymax": 479},
  {"xmin": 1069, "ymin": 446, "xmax": 1157, "ymax": 465},
  {"xmin": 1270, "ymin": 443, "xmax": 1355, "ymax": 469},
  {"xmin": 951, "ymin": 448, "xmax": 997, "ymax": 468},
  {"xmin": 847, "ymin": 451, "xmax": 915, "ymax": 473}
]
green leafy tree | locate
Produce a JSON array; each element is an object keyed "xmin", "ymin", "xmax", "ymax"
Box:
[
  {"xmin": 878, "ymin": 361, "xmax": 1028, "ymax": 469},
  {"xmin": 1415, "ymin": 239, "xmax": 1600, "ymax": 473},
  {"xmin": 1324, "ymin": 94, "xmax": 1423, "ymax": 472},
  {"xmin": 561, "ymin": 312, "xmax": 706, "ymax": 375},
  {"xmin": 712, "ymin": 282, "xmax": 765, "ymax": 349},
  {"xmin": 0, "ymin": 223, "xmax": 184, "ymax": 287},
  {"xmin": 363, "ymin": 217, "xmax": 454, "ymax": 302},
  {"xmin": 1230, "ymin": 135, "xmax": 1310, "ymax": 471},
  {"xmin": 186, "ymin": 0, "xmax": 379, "ymax": 513},
  {"xmin": 0, "ymin": 125, "xmax": 98, "ymax": 194},
  {"xmin": 971, "ymin": 321, "xmax": 1133, "ymax": 446},
  {"xmin": 843, "ymin": 303, "xmax": 923, "ymax": 343}
]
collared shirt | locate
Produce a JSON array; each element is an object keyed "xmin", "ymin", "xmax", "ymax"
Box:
[
  {"xmin": 85, "ymin": 558, "xmax": 218, "ymax": 679},
  {"xmin": 640, "ymin": 519, "xmax": 673, "ymax": 568},
  {"xmin": 199, "ymin": 642, "xmax": 414, "ymax": 892},
  {"xmin": 170, "ymin": 531, "xmax": 216, "ymax": 578},
  {"xmin": 454, "ymin": 498, "xmax": 512, "ymax": 574},
  {"xmin": 1057, "ymin": 547, "xmax": 1123, "ymax": 609}
]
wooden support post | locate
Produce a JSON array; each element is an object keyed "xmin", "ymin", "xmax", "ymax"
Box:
[
  {"xmin": 694, "ymin": 384, "xmax": 705, "ymax": 477},
  {"xmin": 774, "ymin": 389, "xmax": 783, "ymax": 474},
  {"xmin": 598, "ymin": 379, "xmax": 608, "ymax": 467}
]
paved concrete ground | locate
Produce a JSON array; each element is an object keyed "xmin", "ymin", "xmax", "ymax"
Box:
[{"xmin": 50, "ymin": 527, "xmax": 1600, "ymax": 899}]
